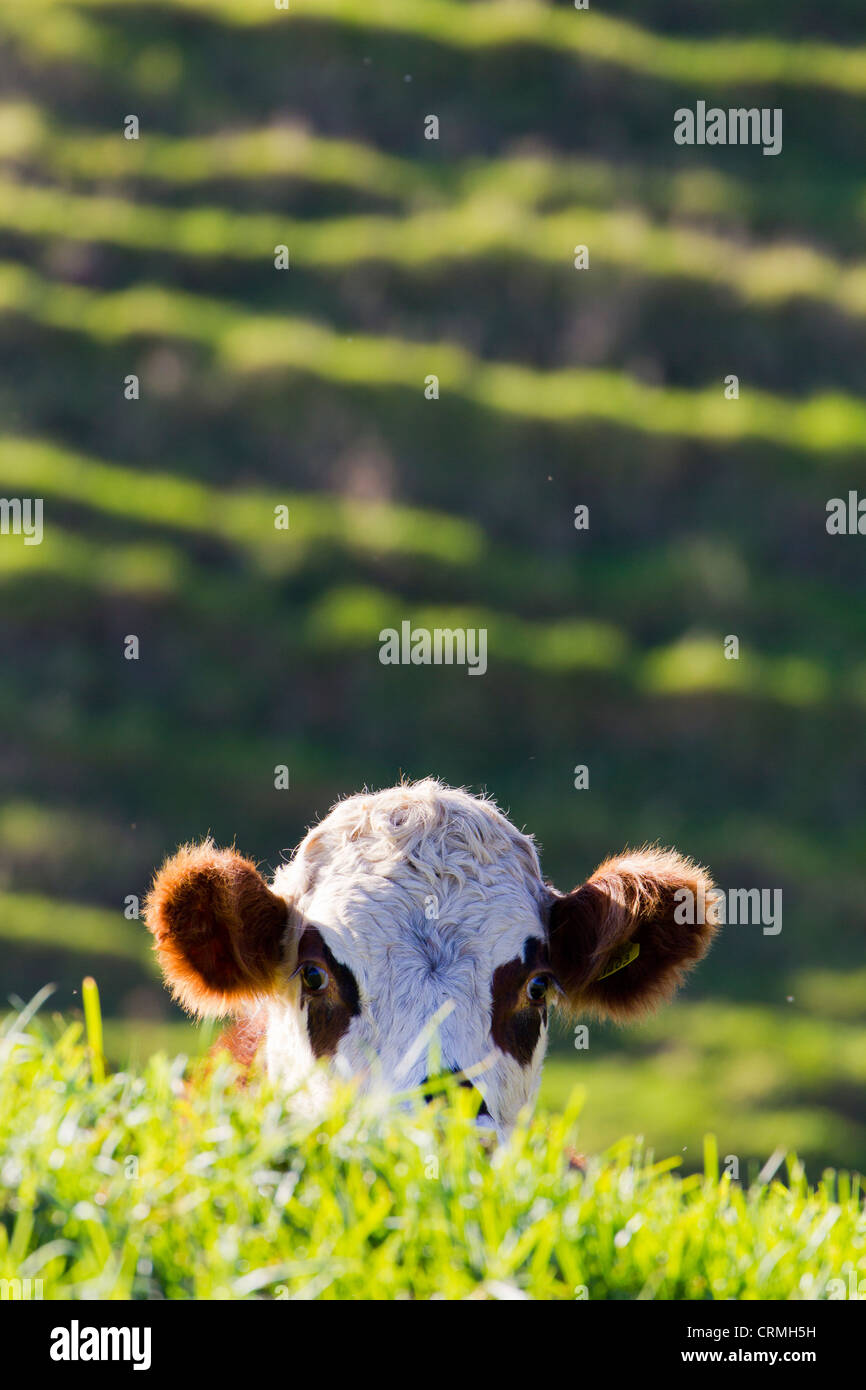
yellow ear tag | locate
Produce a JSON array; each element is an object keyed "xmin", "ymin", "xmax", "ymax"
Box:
[{"xmin": 597, "ymin": 941, "xmax": 640, "ymax": 981}]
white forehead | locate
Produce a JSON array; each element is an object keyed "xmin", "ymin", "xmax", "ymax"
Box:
[{"xmin": 272, "ymin": 779, "xmax": 547, "ymax": 975}]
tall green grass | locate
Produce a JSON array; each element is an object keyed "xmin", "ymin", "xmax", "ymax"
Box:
[{"xmin": 0, "ymin": 1001, "xmax": 863, "ymax": 1299}]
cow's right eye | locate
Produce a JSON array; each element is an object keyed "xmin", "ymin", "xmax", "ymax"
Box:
[
  {"xmin": 525, "ymin": 973, "xmax": 551, "ymax": 1005},
  {"xmin": 300, "ymin": 962, "xmax": 329, "ymax": 995}
]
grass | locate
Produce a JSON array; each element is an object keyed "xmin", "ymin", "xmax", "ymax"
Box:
[
  {"xmin": 13, "ymin": 0, "xmax": 866, "ymax": 96},
  {"xmin": 0, "ymin": 891, "xmax": 153, "ymax": 969},
  {"xmin": 0, "ymin": 513, "xmax": 852, "ymax": 695},
  {"xmin": 0, "ymin": 998, "xmax": 863, "ymax": 1300},
  {"xmin": 4, "ymin": 172, "xmax": 866, "ymax": 322},
  {"xmin": 541, "ymin": 999, "xmax": 866, "ymax": 1176},
  {"xmin": 4, "ymin": 506, "xmax": 866, "ymax": 679},
  {"xmin": 0, "ymin": 435, "xmax": 483, "ymax": 572},
  {"xmin": 6, "ymin": 985, "xmax": 866, "ymax": 1184},
  {"xmin": 3, "ymin": 103, "xmax": 865, "ymax": 255},
  {"xmin": 4, "ymin": 263, "xmax": 866, "ymax": 452},
  {"xmin": 0, "ymin": 104, "xmax": 424, "ymax": 201}
]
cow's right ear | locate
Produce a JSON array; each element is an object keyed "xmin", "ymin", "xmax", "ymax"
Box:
[{"xmin": 145, "ymin": 840, "xmax": 289, "ymax": 1018}]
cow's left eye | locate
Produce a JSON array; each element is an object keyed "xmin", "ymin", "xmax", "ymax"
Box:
[
  {"xmin": 525, "ymin": 974, "xmax": 551, "ymax": 1005},
  {"xmin": 300, "ymin": 962, "xmax": 329, "ymax": 994}
]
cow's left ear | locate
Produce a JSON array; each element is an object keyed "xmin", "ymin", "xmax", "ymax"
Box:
[
  {"xmin": 547, "ymin": 848, "xmax": 717, "ymax": 1023},
  {"xmin": 145, "ymin": 840, "xmax": 289, "ymax": 1018}
]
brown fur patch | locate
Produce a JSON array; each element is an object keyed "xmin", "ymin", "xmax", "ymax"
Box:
[
  {"xmin": 296, "ymin": 926, "xmax": 361, "ymax": 1058},
  {"xmin": 144, "ymin": 839, "xmax": 288, "ymax": 1017},
  {"xmin": 491, "ymin": 936, "xmax": 550, "ymax": 1064},
  {"xmin": 548, "ymin": 847, "xmax": 717, "ymax": 1023}
]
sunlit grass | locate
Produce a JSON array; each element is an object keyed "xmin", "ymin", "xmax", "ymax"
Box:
[
  {"xmin": 2, "ymin": 461, "xmax": 866, "ymax": 678},
  {"xmin": 0, "ymin": 3, "xmax": 118, "ymax": 67},
  {"xmin": 1, "ymin": 103, "xmax": 861, "ymax": 253},
  {"xmin": 0, "ymin": 435, "xmax": 483, "ymax": 573},
  {"xmin": 0, "ymin": 526, "xmax": 186, "ymax": 596},
  {"xmin": 99, "ymin": 1016, "xmax": 218, "ymax": 1067},
  {"xmin": 307, "ymin": 584, "xmax": 628, "ymax": 673},
  {"xmin": 12, "ymin": 0, "xmax": 866, "ymax": 95},
  {"xmin": 0, "ymin": 1004, "xmax": 863, "ymax": 1299},
  {"xmin": 0, "ymin": 891, "xmax": 153, "ymax": 969},
  {"xmin": 543, "ymin": 997, "xmax": 866, "ymax": 1175},
  {"xmin": 1, "ymin": 173, "xmax": 865, "ymax": 321},
  {"xmin": 641, "ymin": 636, "xmax": 832, "ymax": 705},
  {"xmin": 3, "ymin": 514, "xmax": 841, "ymax": 696},
  {"xmin": 0, "ymin": 104, "xmax": 425, "ymax": 202},
  {"xmin": 2, "ymin": 264, "xmax": 865, "ymax": 453},
  {"xmin": 305, "ymin": 586, "xmax": 851, "ymax": 704},
  {"xmin": 787, "ymin": 969, "xmax": 866, "ymax": 1024},
  {"xmin": 0, "ymin": 444, "xmax": 856, "ymax": 698}
]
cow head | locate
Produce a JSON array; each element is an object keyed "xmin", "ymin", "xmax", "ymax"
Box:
[{"xmin": 145, "ymin": 780, "xmax": 716, "ymax": 1136}]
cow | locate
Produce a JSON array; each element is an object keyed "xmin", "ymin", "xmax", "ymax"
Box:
[{"xmin": 145, "ymin": 778, "xmax": 716, "ymax": 1136}]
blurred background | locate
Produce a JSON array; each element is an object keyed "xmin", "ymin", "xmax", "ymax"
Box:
[{"xmin": 0, "ymin": 0, "xmax": 865, "ymax": 1177}]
